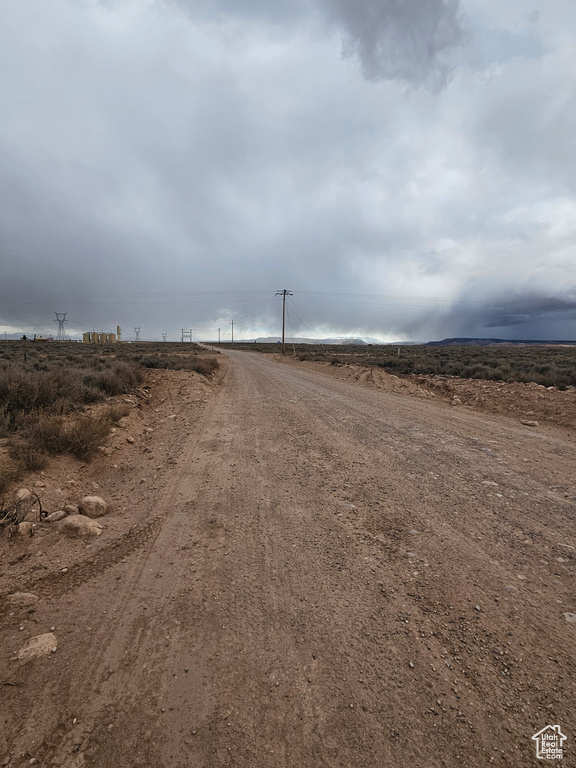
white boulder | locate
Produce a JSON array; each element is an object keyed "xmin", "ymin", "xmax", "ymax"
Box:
[
  {"xmin": 59, "ymin": 515, "xmax": 103, "ymax": 537},
  {"xmin": 78, "ymin": 496, "xmax": 108, "ymax": 518}
]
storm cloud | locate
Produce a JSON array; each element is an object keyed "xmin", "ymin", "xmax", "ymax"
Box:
[
  {"xmin": 174, "ymin": 0, "xmax": 465, "ymax": 87},
  {"xmin": 0, "ymin": 0, "xmax": 575, "ymax": 341},
  {"xmin": 324, "ymin": 0, "xmax": 464, "ymax": 86}
]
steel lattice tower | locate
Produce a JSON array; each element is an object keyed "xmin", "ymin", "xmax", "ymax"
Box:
[
  {"xmin": 54, "ymin": 312, "xmax": 68, "ymax": 341},
  {"xmin": 134, "ymin": 327, "xmax": 141, "ymax": 342}
]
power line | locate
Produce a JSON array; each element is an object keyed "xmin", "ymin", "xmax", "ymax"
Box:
[
  {"xmin": 287, "ymin": 298, "xmax": 333, "ymax": 356},
  {"xmin": 234, "ymin": 295, "xmax": 277, "ymax": 325}
]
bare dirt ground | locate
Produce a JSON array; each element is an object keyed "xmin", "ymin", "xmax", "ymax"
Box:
[
  {"xmin": 289, "ymin": 355, "xmax": 576, "ymax": 432},
  {"xmin": 1, "ymin": 349, "xmax": 575, "ymax": 767}
]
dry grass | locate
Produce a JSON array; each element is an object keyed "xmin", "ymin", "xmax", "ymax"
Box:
[
  {"xmin": 0, "ymin": 456, "xmax": 24, "ymax": 496},
  {"xmin": 222, "ymin": 342, "xmax": 576, "ymax": 389},
  {"xmin": 15, "ymin": 412, "xmax": 111, "ymax": 461},
  {"xmin": 138, "ymin": 354, "xmax": 219, "ymax": 376},
  {"xmin": 0, "ymin": 341, "xmax": 219, "ymax": 494},
  {"xmin": 0, "ymin": 490, "xmax": 43, "ymax": 529}
]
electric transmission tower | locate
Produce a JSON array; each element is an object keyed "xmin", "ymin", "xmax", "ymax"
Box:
[
  {"xmin": 162, "ymin": 333, "xmax": 167, "ymax": 342},
  {"xmin": 54, "ymin": 312, "xmax": 68, "ymax": 341},
  {"xmin": 134, "ymin": 327, "xmax": 141, "ymax": 342}
]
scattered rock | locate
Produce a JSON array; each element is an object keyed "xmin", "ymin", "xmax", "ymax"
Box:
[
  {"xmin": 7, "ymin": 592, "xmax": 39, "ymax": 608},
  {"xmin": 34, "ymin": 481, "xmax": 47, "ymax": 488},
  {"xmin": 564, "ymin": 613, "xmax": 576, "ymax": 625},
  {"xmin": 64, "ymin": 504, "xmax": 79, "ymax": 516},
  {"xmin": 521, "ymin": 420, "xmax": 539, "ymax": 427},
  {"xmin": 482, "ymin": 481, "xmax": 498, "ymax": 487},
  {"xmin": 14, "ymin": 488, "xmax": 31, "ymax": 503},
  {"xmin": 451, "ymin": 398, "xmax": 462, "ymax": 406},
  {"xmin": 14, "ymin": 632, "xmax": 57, "ymax": 663},
  {"xmin": 45, "ymin": 510, "xmax": 67, "ymax": 523},
  {"xmin": 504, "ymin": 585, "xmax": 517, "ymax": 593},
  {"xmin": 126, "ymin": 436, "xmax": 135, "ymax": 444},
  {"xmin": 59, "ymin": 515, "xmax": 103, "ymax": 537},
  {"xmin": 17, "ymin": 522, "xmax": 35, "ymax": 537},
  {"xmin": 78, "ymin": 496, "xmax": 108, "ymax": 518}
]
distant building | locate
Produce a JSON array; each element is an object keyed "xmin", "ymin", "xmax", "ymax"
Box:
[
  {"xmin": 83, "ymin": 326, "xmax": 122, "ymax": 344},
  {"xmin": 83, "ymin": 331, "xmax": 117, "ymax": 344}
]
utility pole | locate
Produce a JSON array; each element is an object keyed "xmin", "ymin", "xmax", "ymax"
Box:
[
  {"xmin": 230, "ymin": 320, "xmax": 235, "ymax": 343},
  {"xmin": 217, "ymin": 328, "xmax": 221, "ymax": 345},
  {"xmin": 275, "ymin": 289, "xmax": 293, "ymax": 356},
  {"xmin": 134, "ymin": 327, "xmax": 141, "ymax": 342}
]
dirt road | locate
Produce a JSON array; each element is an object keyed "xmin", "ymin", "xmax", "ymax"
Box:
[{"xmin": 1, "ymin": 350, "xmax": 575, "ymax": 767}]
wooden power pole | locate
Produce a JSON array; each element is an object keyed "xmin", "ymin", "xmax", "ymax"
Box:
[{"xmin": 275, "ymin": 289, "xmax": 293, "ymax": 355}]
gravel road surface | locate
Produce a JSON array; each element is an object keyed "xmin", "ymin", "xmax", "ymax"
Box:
[{"xmin": 1, "ymin": 349, "xmax": 575, "ymax": 767}]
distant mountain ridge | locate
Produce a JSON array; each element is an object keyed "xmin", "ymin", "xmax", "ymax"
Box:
[
  {"xmin": 248, "ymin": 337, "xmax": 369, "ymax": 345},
  {"xmin": 427, "ymin": 337, "xmax": 576, "ymax": 346}
]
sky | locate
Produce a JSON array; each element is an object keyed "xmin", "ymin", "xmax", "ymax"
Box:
[{"xmin": 1, "ymin": 0, "xmax": 575, "ymax": 342}]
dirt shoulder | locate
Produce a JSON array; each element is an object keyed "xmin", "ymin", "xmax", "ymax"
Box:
[
  {"xmin": 274, "ymin": 355, "xmax": 576, "ymax": 434},
  {"xmin": 0, "ymin": 367, "xmax": 216, "ymax": 605}
]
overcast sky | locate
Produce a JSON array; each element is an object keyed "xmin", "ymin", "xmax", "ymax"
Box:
[{"xmin": 1, "ymin": 0, "xmax": 575, "ymax": 341}]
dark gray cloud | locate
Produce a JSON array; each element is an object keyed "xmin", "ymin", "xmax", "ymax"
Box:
[
  {"xmin": 479, "ymin": 295, "xmax": 576, "ymax": 331},
  {"xmin": 323, "ymin": 0, "xmax": 463, "ymax": 87},
  {"xmin": 0, "ymin": 0, "xmax": 575, "ymax": 342},
  {"xmin": 171, "ymin": 0, "xmax": 464, "ymax": 87}
]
